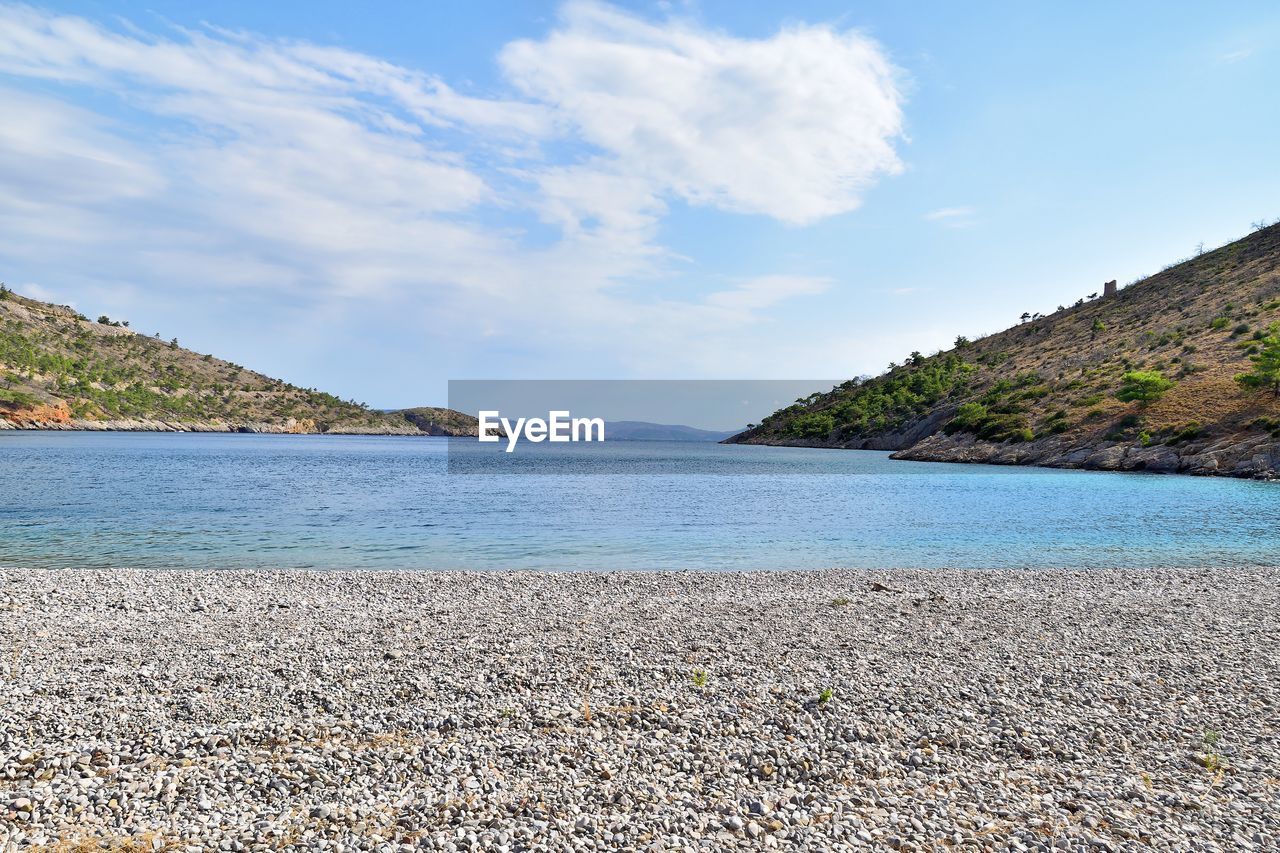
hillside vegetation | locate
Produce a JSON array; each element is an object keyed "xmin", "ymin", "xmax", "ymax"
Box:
[
  {"xmin": 0, "ymin": 289, "xmax": 474, "ymax": 435},
  {"xmin": 730, "ymin": 223, "xmax": 1280, "ymax": 478}
]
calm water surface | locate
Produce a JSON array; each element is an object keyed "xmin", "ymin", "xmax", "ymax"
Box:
[{"xmin": 1, "ymin": 432, "xmax": 1277, "ymax": 570}]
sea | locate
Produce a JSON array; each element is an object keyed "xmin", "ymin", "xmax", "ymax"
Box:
[{"xmin": 2, "ymin": 432, "xmax": 1277, "ymax": 570}]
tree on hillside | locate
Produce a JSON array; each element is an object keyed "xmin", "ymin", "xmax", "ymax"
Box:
[
  {"xmin": 1116, "ymin": 370, "xmax": 1173, "ymax": 406},
  {"xmin": 1236, "ymin": 324, "xmax": 1280, "ymax": 396},
  {"xmin": 789, "ymin": 412, "xmax": 835, "ymax": 439}
]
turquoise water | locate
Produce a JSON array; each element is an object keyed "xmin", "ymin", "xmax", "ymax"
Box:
[{"xmin": 1, "ymin": 432, "xmax": 1277, "ymax": 570}]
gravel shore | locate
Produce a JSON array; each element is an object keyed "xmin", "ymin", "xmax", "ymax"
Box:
[{"xmin": 2, "ymin": 568, "xmax": 1278, "ymax": 851}]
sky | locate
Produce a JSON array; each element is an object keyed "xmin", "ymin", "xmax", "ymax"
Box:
[{"xmin": 1, "ymin": 1, "xmax": 1278, "ymax": 408}]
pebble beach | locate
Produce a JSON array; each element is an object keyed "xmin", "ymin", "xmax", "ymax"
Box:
[{"xmin": 2, "ymin": 567, "xmax": 1278, "ymax": 851}]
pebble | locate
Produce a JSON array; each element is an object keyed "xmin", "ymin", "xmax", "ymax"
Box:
[{"xmin": 1, "ymin": 566, "xmax": 1277, "ymax": 850}]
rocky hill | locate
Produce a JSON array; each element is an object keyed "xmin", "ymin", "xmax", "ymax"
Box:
[
  {"xmin": 728, "ymin": 223, "xmax": 1280, "ymax": 479},
  {"xmin": 0, "ymin": 288, "xmax": 477, "ymax": 435},
  {"xmin": 393, "ymin": 406, "xmax": 483, "ymax": 436}
]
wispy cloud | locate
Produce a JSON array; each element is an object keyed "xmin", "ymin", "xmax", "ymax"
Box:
[
  {"xmin": 502, "ymin": 1, "xmax": 904, "ymax": 225},
  {"xmin": 0, "ymin": 1, "xmax": 907, "ymax": 386},
  {"xmin": 924, "ymin": 206, "xmax": 977, "ymax": 228},
  {"xmin": 704, "ymin": 275, "xmax": 830, "ymax": 312}
]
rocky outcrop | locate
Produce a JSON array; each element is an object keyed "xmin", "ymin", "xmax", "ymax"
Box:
[
  {"xmin": 892, "ymin": 432, "xmax": 1280, "ymax": 480},
  {"xmin": 848, "ymin": 406, "xmax": 957, "ymax": 451},
  {"xmin": 0, "ymin": 402, "xmax": 73, "ymax": 426}
]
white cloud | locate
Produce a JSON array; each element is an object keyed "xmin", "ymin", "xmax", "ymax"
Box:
[
  {"xmin": 0, "ymin": 87, "xmax": 161, "ymax": 204},
  {"xmin": 15, "ymin": 281, "xmax": 64, "ymax": 305},
  {"xmin": 705, "ymin": 275, "xmax": 830, "ymax": 311},
  {"xmin": 0, "ymin": 2, "xmax": 907, "ymax": 389},
  {"xmin": 501, "ymin": 1, "xmax": 904, "ymax": 225},
  {"xmin": 924, "ymin": 206, "xmax": 977, "ymax": 228}
]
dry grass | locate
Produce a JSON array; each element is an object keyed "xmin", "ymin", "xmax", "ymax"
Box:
[
  {"xmin": 939, "ymin": 224, "xmax": 1280, "ymax": 443},
  {"xmin": 27, "ymin": 832, "xmax": 172, "ymax": 852}
]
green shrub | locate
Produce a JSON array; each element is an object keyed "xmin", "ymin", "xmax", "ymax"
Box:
[
  {"xmin": 1210, "ymin": 316, "xmax": 1230, "ymax": 330},
  {"xmin": 1236, "ymin": 324, "xmax": 1280, "ymax": 397},
  {"xmin": 1252, "ymin": 416, "xmax": 1280, "ymax": 437},
  {"xmin": 1179, "ymin": 360, "xmax": 1205, "ymax": 377},
  {"xmin": 1040, "ymin": 412, "xmax": 1070, "ymax": 436},
  {"xmin": 1116, "ymin": 370, "xmax": 1173, "ymax": 406},
  {"xmin": 788, "ymin": 412, "xmax": 835, "ymax": 438},
  {"xmin": 945, "ymin": 401, "xmax": 1031, "ymax": 442},
  {"xmin": 946, "ymin": 402, "xmax": 988, "ymax": 433},
  {"xmin": 0, "ymin": 388, "xmax": 39, "ymax": 407},
  {"xmin": 1071, "ymin": 392, "xmax": 1106, "ymax": 408},
  {"xmin": 764, "ymin": 355, "xmax": 976, "ymax": 438},
  {"xmin": 1104, "ymin": 413, "xmax": 1145, "ymax": 441},
  {"xmin": 1166, "ymin": 422, "xmax": 1203, "ymax": 445}
]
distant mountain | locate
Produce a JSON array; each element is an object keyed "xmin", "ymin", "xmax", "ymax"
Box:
[
  {"xmin": 727, "ymin": 223, "xmax": 1280, "ymax": 479},
  {"xmin": 606, "ymin": 421, "xmax": 741, "ymax": 442},
  {"xmin": 0, "ymin": 288, "xmax": 477, "ymax": 435}
]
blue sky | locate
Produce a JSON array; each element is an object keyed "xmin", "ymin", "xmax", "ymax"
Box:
[{"xmin": 1, "ymin": 1, "xmax": 1278, "ymax": 408}]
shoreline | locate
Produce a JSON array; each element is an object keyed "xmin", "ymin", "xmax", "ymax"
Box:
[
  {"xmin": 3, "ymin": 567, "xmax": 1278, "ymax": 849},
  {"xmin": 732, "ymin": 433, "xmax": 1280, "ymax": 481},
  {"xmin": 0, "ymin": 420, "xmax": 448, "ymax": 436},
  {"xmin": 9, "ymin": 424, "xmax": 1280, "ymax": 483}
]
